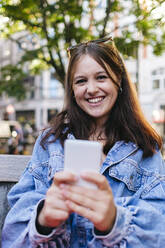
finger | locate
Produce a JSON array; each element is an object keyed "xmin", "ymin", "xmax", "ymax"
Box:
[
  {"xmin": 65, "ymin": 200, "xmax": 97, "ymax": 222},
  {"xmin": 80, "ymin": 172, "xmax": 110, "ymax": 190},
  {"xmin": 47, "ymin": 184, "xmax": 64, "ymax": 201},
  {"xmin": 46, "ymin": 196, "xmax": 69, "ymax": 211},
  {"xmin": 60, "ymin": 183, "xmax": 100, "ymax": 201},
  {"xmin": 53, "ymin": 171, "xmax": 78, "ymax": 186},
  {"xmin": 65, "ymin": 200, "xmax": 116, "ymax": 233},
  {"xmin": 61, "ymin": 186, "xmax": 113, "ymax": 216},
  {"xmin": 61, "ymin": 188, "xmax": 96, "ymax": 210},
  {"xmin": 46, "ymin": 186, "xmax": 69, "ymax": 211}
]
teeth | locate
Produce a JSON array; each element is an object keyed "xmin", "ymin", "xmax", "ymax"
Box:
[{"xmin": 88, "ymin": 97, "xmax": 103, "ymax": 103}]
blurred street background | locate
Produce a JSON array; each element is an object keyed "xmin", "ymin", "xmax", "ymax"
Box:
[{"xmin": 0, "ymin": 0, "xmax": 165, "ymax": 156}]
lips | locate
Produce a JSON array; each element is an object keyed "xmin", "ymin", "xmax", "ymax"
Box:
[{"xmin": 87, "ymin": 96, "xmax": 105, "ymax": 103}]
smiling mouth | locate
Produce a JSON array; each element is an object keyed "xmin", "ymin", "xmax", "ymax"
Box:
[{"xmin": 87, "ymin": 97, "xmax": 105, "ymax": 103}]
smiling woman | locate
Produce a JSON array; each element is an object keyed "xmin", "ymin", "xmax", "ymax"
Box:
[
  {"xmin": 72, "ymin": 54, "xmax": 118, "ymax": 126},
  {"xmin": 2, "ymin": 36, "xmax": 165, "ymax": 248}
]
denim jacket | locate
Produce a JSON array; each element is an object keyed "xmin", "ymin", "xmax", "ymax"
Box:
[{"xmin": 2, "ymin": 133, "xmax": 165, "ymax": 248}]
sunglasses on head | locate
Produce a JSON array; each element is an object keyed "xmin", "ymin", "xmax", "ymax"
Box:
[{"xmin": 67, "ymin": 35, "xmax": 113, "ymax": 58}]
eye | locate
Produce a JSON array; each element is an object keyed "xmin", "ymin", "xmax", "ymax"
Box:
[
  {"xmin": 75, "ymin": 78, "xmax": 87, "ymax": 84},
  {"xmin": 97, "ymin": 75, "xmax": 108, "ymax": 81}
]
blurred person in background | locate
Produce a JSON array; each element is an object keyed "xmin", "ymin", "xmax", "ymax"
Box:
[{"xmin": 7, "ymin": 122, "xmax": 24, "ymax": 155}]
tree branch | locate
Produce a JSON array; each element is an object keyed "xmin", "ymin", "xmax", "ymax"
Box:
[
  {"xmin": 39, "ymin": 0, "xmax": 65, "ymax": 83},
  {"xmin": 101, "ymin": 0, "xmax": 111, "ymax": 37}
]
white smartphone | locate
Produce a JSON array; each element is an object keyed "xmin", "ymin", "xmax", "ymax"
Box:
[{"xmin": 64, "ymin": 139, "xmax": 102, "ymax": 188}]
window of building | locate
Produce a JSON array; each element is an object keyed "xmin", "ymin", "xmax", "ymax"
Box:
[
  {"xmin": 152, "ymin": 79, "xmax": 160, "ymax": 89},
  {"xmin": 152, "ymin": 67, "xmax": 165, "ymax": 90},
  {"xmin": 24, "ymin": 76, "xmax": 35, "ymax": 99},
  {"xmin": 49, "ymin": 72, "xmax": 64, "ymax": 99},
  {"xmin": 152, "ymin": 70, "xmax": 157, "ymax": 75}
]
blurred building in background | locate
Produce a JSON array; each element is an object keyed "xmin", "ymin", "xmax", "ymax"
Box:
[
  {"xmin": 126, "ymin": 45, "xmax": 165, "ymax": 141},
  {"xmin": 0, "ymin": 37, "xmax": 64, "ymax": 132},
  {"xmin": 138, "ymin": 45, "xmax": 165, "ymax": 139},
  {"xmin": 124, "ymin": 44, "xmax": 165, "ymax": 137}
]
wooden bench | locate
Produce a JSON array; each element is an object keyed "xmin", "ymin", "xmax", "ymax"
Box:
[{"xmin": 0, "ymin": 154, "xmax": 31, "ymax": 244}]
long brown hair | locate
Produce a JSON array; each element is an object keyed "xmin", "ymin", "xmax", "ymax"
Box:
[{"xmin": 41, "ymin": 41, "xmax": 162, "ymax": 158}]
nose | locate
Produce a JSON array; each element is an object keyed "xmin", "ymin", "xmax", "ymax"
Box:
[{"xmin": 86, "ymin": 80, "xmax": 98, "ymax": 94}]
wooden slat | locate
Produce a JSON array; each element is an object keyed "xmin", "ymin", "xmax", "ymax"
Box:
[{"xmin": 0, "ymin": 155, "xmax": 31, "ymax": 182}]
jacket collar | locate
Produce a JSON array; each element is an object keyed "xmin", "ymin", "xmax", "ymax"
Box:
[{"xmin": 100, "ymin": 141, "xmax": 138, "ymax": 174}]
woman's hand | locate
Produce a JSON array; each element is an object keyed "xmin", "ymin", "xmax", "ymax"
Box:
[
  {"xmin": 60, "ymin": 172, "xmax": 116, "ymax": 233},
  {"xmin": 38, "ymin": 171, "xmax": 78, "ymax": 228}
]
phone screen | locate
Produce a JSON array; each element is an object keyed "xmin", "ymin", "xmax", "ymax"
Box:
[{"xmin": 64, "ymin": 139, "xmax": 102, "ymax": 188}]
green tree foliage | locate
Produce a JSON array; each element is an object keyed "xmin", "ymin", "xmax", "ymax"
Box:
[
  {"xmin": 0, "ymin": 65, "xmax": 28, "ymax": 100},
  {"xmin": 0, "ymin": 0, "xmax": 164, "ymax": 99}
]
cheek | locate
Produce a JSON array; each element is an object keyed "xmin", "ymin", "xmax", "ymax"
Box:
[
  {"xmin": 106, "ymin": 84, "xmax": 118, "ymax": 97},
  {"xmin": 73, "ymin": 87, "xmax": 84, "ymax": 100}
]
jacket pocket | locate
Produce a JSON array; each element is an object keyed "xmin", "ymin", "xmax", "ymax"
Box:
[
  {"xmin": 28, "ymin": 160, "xmax": 49, "ymax": 188},
  {"xmin": 48, "ymin": 151, "xmax": 64, "ymax": 181},
  {"xmin": 109, "ymin": 158, "xmax": 147, "ymax": 192},
  {"xmin": 141, "ymin": 176, "xmax": 165, "ymax": 199}
]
